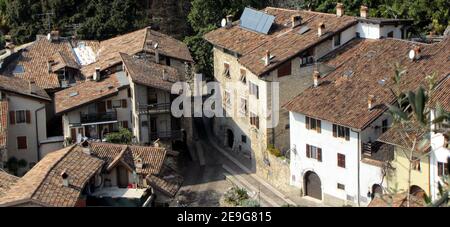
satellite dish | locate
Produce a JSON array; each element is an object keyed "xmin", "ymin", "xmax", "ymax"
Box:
[
  {"xmin": 153, "ymin": 42, "xmax": 159, "ymax": 49},
  {"xmin": 409, "ymin": 49, "xmax": 416, "ymax": 60},
  {"xmin": 221, "ymin": 18, "xmax": 227, "ymax": 28}
]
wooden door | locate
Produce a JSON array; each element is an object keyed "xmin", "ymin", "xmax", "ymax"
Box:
[
  {"xmin": 117, "ymin": 165, "xmax": 129, "ymax": 188},
  {"xmin": 97, "ymin": 101, "xmax": 106, "ymax": 113},
  {"xmin": 305, "ymin": 171, "xmax": 322, "ymax": 200}
]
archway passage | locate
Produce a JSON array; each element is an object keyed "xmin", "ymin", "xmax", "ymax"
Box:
[
  {"xmin": 372, "ymin": 184, "xmax": 383, "ymax": 199},
  {"xmin": 410, "ymin": 185, "xmax": 427, "ymax": 199},
  {"xmin": 304, "ymin": 171, "xmax": 322, "ymax": 200},
  {"xmin": 227, "ymin": 129, "xmax": 234, "ymax": 148}
]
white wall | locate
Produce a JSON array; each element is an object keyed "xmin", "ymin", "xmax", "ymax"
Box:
[
  {"xmin": 380, "ymin": 25, "xmax": 403, "ymax": 39},
  {"xmin": 356, "ymin": 23, "xmax": 381, "ymax": 39},
  {"xmin": 430, "ymin": 110, "xmax": 450, "ymax": 201}
]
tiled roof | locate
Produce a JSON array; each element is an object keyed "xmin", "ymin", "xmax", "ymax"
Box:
[
  {"xmin": 81, "ymin": 27, "xmax": 193, "ymax": 77},
  {"xmin": 50, "ymin": 51, "xmax": 80, "ymax": 72},
  {"xmin": 204, "ymin": 7, "xmax": 357, "ymax": 76},
  {"xmin": 0, "ymin": 171, "xmax": 19, "ymax": 196},
  {"xmin": 0, "ymin": 145, "xmax": 104, "ymax": 207},
  {"xmin": 147, "ymin": 165, "xmax": 183, "ymax": 198},
  {"xmin": 0, "ymin": 75, "xmax": 50, "ymax": 101},
  {"xmin": 0, "ymin": 37, "xmax": 84, "ymax": 90},
  {"xmin": 54, "ymin": 72, "xmax": 129, "ymax": 114},
  {"xmin": 120, "ymin": 53, "xmax": 181, "ymax": 91},
  {"xmin": 0, "ymin": 100, "xmax": 7, "ymax": 149},
  {"xmin": 284, "ymin": 38, "xmax": 450, "ymax": 130},
  {"xmin": 89, "ymin": 142, "xmax": 167, "ymax": 176},
  {"xmin": 430, "ymin": 75, "xmax": 450, "ymax": 112}
]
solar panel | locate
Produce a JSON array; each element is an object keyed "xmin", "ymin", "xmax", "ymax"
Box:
[
  {"xmin": 298, "ymin": 26, "xmax": 310, "ymax": 35},
  {"xmin": 240, "ymin": 7, "xmax": 275, "ymax": 35}
]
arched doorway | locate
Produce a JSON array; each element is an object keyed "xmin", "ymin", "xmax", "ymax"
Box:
[
  {"xmin": 226, "ymin": 129, "xmax": 234, "ymax": 148},
  {"xmin": 410, "ymin": 185, "xmax": 426, "ymax": 199},
  {"xmin": 304, "ymin": 171, "xmax": 322, "ymax": 200},
  {"xmin": 372, "ymin": 184, "xmax": 383, "ymax": 199}
]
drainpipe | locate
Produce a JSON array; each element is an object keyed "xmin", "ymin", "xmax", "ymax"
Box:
[
  {"xmin": 35, "ymin": 106, "xmax": 45, "ymax": 161},
  {"xmin": 356, "ymin": 130, "xmax": 361, "ymax": 207}
]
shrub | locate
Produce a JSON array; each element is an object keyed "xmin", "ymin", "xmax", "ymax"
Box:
[
  {"xmin": 105, "ymin": 128, "xmax": 133, "ymax": 144},
  {"xmin": 267, "ymin": 144, "xmax": 282, "ymax": 157}
]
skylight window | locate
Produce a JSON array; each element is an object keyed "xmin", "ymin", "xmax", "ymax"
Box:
[
  {"xmin": 69, "ymin": 92, "xmax": 79, "ymax": 97},
  {"xmin": 13, "ymin": 65, "xmax": 25, "ymax": 74}
]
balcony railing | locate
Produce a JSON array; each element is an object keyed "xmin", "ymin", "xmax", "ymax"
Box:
[
  {"xmin": 363, "ymin": 142, "xmax": 374, "ymax": 156},
  {"xmin": 138, "ymin": 103, "xmax": 171, "ymax": 115},
  {"xmin": 80, "ymin": 111, "xmax": 117, "ymax": 124},
  {"xmin": 150, "ymin": 130, "xmax": 183, "ymax": 141}
]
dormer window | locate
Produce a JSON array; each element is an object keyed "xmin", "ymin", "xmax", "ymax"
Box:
[{"xmin": 13, "ymin": 65, "xmax": 24, "ymax": 75}]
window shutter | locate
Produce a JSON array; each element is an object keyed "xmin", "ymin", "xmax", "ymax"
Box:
[
  {"xmin": 345, "ymin": 128, "xmax": 350, "ymax": 141},
  {"xmin": 9, "ymin": 111, "xmax": 15, "ymax": 125},
  {"xmin": 317, "ymin": 120, "xmax": 322, "ymax": 133},
  {"xmin": 306, "ymin": 145, "xmax": 311, "ymax": 158},
  {"xmin": 333, "ymin": 124, "xmax": 337, "ymax": 137},
  {"xmin": 25, "ymin": 110, "xmax": 31, "ymax": 124},
  {"xmin": 107, "ymin": 100, "xmax": 112, "ymax": 109},
  {"xmin": 318, "ymin": 148, "xmax": 322, "ymax": 162},
  {"xmin": 127, "ymin": 88, "xmax": 132, "ymax": 98},
  {"xmin": 256, "ymin": 86, "xmax": 259, "ymax": 99},
  {"xmin": 122, "ymin": 121, "xmax": 128, "ymax": 129},
  {"xmin": 277, "ymin": 61, "xmax": 292, "ymax": 77},
  {"xmin": 305, "ymin": 116, "xmax": 310, "ymax": 129},
  {"xmin": 70, "ymin": 128, "xmax": 76, "ymax": 143},
  {"xmin": 121, "ymin": 99, "xmax": 127, "ymax": 108}
]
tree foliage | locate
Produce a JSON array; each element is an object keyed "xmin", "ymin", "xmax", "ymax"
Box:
[{"xmin": 105, "ymin": 127, "xmax": 134, "ymax": 145}]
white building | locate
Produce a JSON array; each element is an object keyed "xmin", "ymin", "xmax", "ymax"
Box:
[{"xmin": 284, "ymin": 37, "xmax": 449, "ymax": 206}]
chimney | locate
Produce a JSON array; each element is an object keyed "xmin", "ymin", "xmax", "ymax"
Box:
[
  {"xmin": 318, "ymin": 23, "xmax": 325, "ymax": 37},
  {"xmin": 93, "ymin": 67, "xmax": 101, "ymax": 81},
  {"xmin": 47, "ymin": 60, "xmax": 54, "ymax": 73},
  {"xmin": 154, "ymin": 42, "xmax": 160, "ymax": 64},
  {"xmin": 336, "ymin": 3, "xmax": 344, "ymax": 17},
  {"xmin": 265, "ymin": 50, "xmax": 271, "ymax": 66},
  {"xmin": 135, "ymin": 157, "xmax": 143, "ymax": 169},
  {"xmin": 409, "ymin": 46, "xmax": 421, "ymax": 61},
  {"xmin": 368, "ymin": 95, "xmax": 375, "ymax": 110},
  {"xmin": 61, "ymin": 170, "xmax": 69, "ymax": 187},
  {"xmin": 48, "ymin": 30, "xmax": 60, "ymax": 42},
  {"xmin": 360, "ymin": 6, "xmax": 368, "ymax": 18},
  {"xmin": 29, "ymin": 80, "xmax": 36, "ymax": 93},
  {"xmin": 313, "ymin": 71, "xmax": 320, "ymax": 87},
  {"xmin": 291, "ymin": 15, "xmax": 302, "ymax": 28},
  {"xmin": 226, "ymin": 15, "xmax": 233, "ymax": 27}
]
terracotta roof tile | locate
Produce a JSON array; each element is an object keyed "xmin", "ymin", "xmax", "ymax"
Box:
[
  {"xmin": 54, "ymin": 72, "xmax": 129, "ymax": 114},
  {"xmin": 430, "ymin": 75, "xmax": 450, "ymax": 112},
  {"xmin": 120, "ymin": 53, "xmax": 181, "ymax": 91},
  {"xmin": 0, "ymin": 145, "xmax": 104, "ymax": 207},
  {"xmin": 0, "ymin": 75, "xmax": 50, "ymax": 100},
  {"xmin": 0, "ymin": 171, "xmax": 19, "ymax": 196},
  {"xmin": 147, "ymin": 165, "xmax": 183, "ymax": 198},
  {"xmin": 284, "ymin": 38, "xmax": 450, "ymax": 130},
  {"xmin": 204, "ymin": 7, "xmax": 357, "ymax": 76}
]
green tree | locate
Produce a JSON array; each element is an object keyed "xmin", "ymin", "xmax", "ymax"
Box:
[{"xmin": 105, "ymin": 127, "xmax": 134, "ymax": 145}]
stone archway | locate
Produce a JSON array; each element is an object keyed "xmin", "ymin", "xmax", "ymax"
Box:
[
  {"xmin": 410, "ymin": 185, "xmax": 427, "ymax": 199},
  {"xmin": 304, "ymin": 171, "xmax": 322, "ymax": 200}
]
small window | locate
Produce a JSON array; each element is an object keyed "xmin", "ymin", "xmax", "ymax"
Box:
[
  {"xmin": 387, "ymin": 31, "xmax": 394, "ymax": 38},
  {"xmin": 15, "ymin": 110, "xmax": 27, "ymax": 124},
  {"xmin": 239, "ymin": 97, "xmax": 248, "ymax": 115},
  {"xmin": 278, "ymin": 61, "xmax": 292, "ymax": 77},
  {"xmin": 412, "ymin": 157, "xmax": 421, "ymax": 171},
  {"xmin": 223, "ymin": 63, "xmax": 231, "ymax": 78},
  {"xmin": 17, "ymin": 136, "xmax": 27, "ymax": 150},
  {"xmin": 306, "ymin": 144, "xmax": 322, "ymax": 162},
  {"xmin": 240, "ymin": 69, "xmax": 247, "ymax": 84},
  {"xmin": 112, "ymin": 100, "xmax": 122, "ymax": 108},
  {"xmin": 250, "ymin": 112, "xmax": 259, "ymax": 129},
  {"xmin": 382, "ymin": 119, "xmax": 389, "ymax": 133},
  {"xmin": 224, "ymin": 91, "xmax": 231, "ymax": 109},
  {"xmin": 305, "ymin": 116, "xmax": 321, "ymax": 133},
  {"xmin": 334, "ymin": 33, "xmax": 341, "ymax": 47},
  {"xmin": 333, "ymin": 124, "xmax": 350, "ymax": 141},
  {"xmin": 438, "ymin": 162, "xmax": 449, "ymax": 177},
  {"xmin": 337, "ymin": 183, "xmax": 345, "ymax": 190},
  {"xmin": 337, "ymin": 153, "xmax": 346, "ymax": 168},
  {"xmin": 13, "ymin": 65, "xmax": 25, "ymax": 74},
  {"xmin": 249, "ymin": 81, "xmax": 259, "ymax": 99},
  {"xmin": 241, "ymin": 135, "xmax": 247, "ymax": 143}
]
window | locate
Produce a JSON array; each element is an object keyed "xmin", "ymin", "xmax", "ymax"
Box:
[
  {"xmin": 12, "ymin": 65, "xmax": 25, "ymax": 74},
  {"xmin": 334, "ymin": 32, "xmax": 341, "ymax": 47},
  {"xmin": 148, "ymin": 91, "xmax": 158, "ymax": 104},
  {"xmin": 300, "ymin": 49, "xmax": 315, "ymax": 67},
  {"xmin": 412, "ymin": 157, "xmax": 421, "ymax": 171},
  {"xmin": 17, "ymin": 136, "xmax": 27, "ymax": 150},
  {"xmin": 250, "ymin": 112, "xmax": 259, "ymax": 129},
  {"xmin": 382, "ymin": 119, "xmax": 389, "ymax": 133},
  {"xmin": 306, "ymin": 144, "xmax": 322, "ymax": 162},
  {"xmin": 305, "ymin": 116, "xmax": 321, "ymax": 133},
  {"xmin": 10, "ymin": 110, "xmax": 30, "ymax": 124},
  {"xmin": 223, "ymin": 63, "xmax": 230, "ymax": 78},
  {"xmin": 224, "ymin": 91, "xmax": 231, "ymax": 109},
  {"xmin": 16, "ymin": 110, "xmax": 26, "ymax": 124},
  {"xmin": 337, "ymin": 183, "xmax": 345, "ymax": 190},
  {"xmin": 241, "ymin": 135, "xmax": 247, "ymax": 143},
  {"xmin": 438, "ymin": 162, "xmax": 449, "ymax": 177},
  {"xmin": 337, "ymin": 153, "xmax": 346, "ymax": 168},
  {"xmin": 387, "ymin": 31, "xmax": 394, "ymax": 38},
  {"xmin": 240, "ymin": 69, "xmax": 247, "ymax": 84},
  {"xmin": 121, "ymin": 121, "xmax": 129, "ymax": 129},
  {"xmin": 249, "ymin": 81, "xmax": 259, "ymax": 99},
  {"xmin": 333, "ymin": 124, "xmax": 350, "ymax": 141},
  {"xmin": 239, "ymin": 97, "xmax": 248, "ymax": 115},
  {"xmin": 278, "ymin": 61, "xmax": 292, "ymax": 77},
  {"xmin": 109, "ymin": 100, "xmax": 127, "ymax": 109}
]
